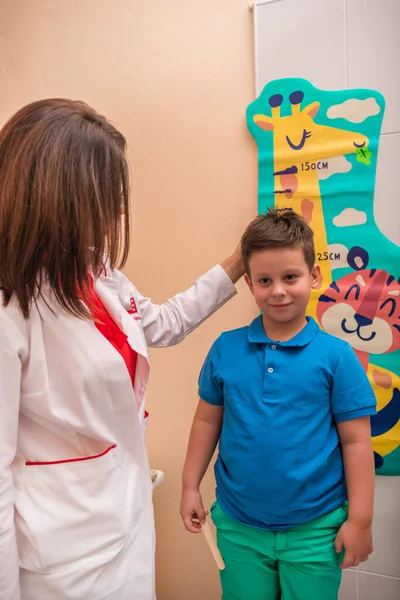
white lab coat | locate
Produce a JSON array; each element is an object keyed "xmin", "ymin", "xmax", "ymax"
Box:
[{"xmin": 0, "ymin": 264, "xmax": 236, "ymax": 600}]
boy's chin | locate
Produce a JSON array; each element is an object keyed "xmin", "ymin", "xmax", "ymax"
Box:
[
  {"xmin": 263, "ymin": 308, "xmax": 305, "ymax": 323},
  {"xmin": 266, "ymin": 313, "xmax": 294, "ymax": 323}
]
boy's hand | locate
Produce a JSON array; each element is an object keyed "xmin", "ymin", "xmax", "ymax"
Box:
[
  {"xmin": 335, "ymin": 520, "xmax": 373, "ymax": 568},
  {"xmin": 180, "ymin": 488, "xmax": 208, "ymax": 534}
]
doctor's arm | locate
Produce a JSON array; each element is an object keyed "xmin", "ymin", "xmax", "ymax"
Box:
[
  {"xmin": 0, "ymin": 312, "xmax": 24, "ymax": 599},
  {"xmin": 119, "ymin": 247, "xmax": 243, "ymax": 348}
]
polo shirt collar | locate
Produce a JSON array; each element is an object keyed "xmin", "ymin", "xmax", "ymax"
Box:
[{"xmin": 248, "ymin": 315, "xmax": 319, "ymax": 347}]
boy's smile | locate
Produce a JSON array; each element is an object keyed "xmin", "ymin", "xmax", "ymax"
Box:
[{"xmin": 245, "ymin": 247, "xmax": 321, "ymax": 340}]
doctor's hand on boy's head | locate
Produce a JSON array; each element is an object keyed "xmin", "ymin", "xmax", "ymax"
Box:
[
  {"xmin": 334, "ymin": 519, "xmax": 373, "ymax": 569},
  {"xmin": 220, "ymin": 239, "xmax": 245, "ymax": 284},
  {"xmin": 180, "ymin": 488, "xmax": 208, "ymax": 534}
]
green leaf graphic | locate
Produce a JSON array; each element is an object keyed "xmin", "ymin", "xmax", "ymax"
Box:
[{"xmin": 356, "ymin": 146, "xmax": 372, "ymax": 165}]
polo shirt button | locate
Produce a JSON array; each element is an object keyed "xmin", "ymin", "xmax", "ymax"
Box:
[
  {"xmin": 271, "ymin": 345, "xmax": 277, "ymax": 350},
  {"xmin": 268, "ymin": 367, "xmax": 274, "ymax": 373}
]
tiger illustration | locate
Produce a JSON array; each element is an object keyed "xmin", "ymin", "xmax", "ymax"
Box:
[{"xmin": 315, "ymin": 246, "xmax": 400, "ymax": 469}]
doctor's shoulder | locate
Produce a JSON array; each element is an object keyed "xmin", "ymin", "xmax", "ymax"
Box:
[{"xmin": 97, "ymin": 261, "xmax": 143, "ymax": 320}]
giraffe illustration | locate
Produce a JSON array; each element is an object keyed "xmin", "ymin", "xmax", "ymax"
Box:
[{"xmin": 252, "ymin": 91, "xmax": 369, "ymax": 288}]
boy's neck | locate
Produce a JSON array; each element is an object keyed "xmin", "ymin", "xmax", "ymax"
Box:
[{"xmin": 262, "ymin": 314, "xmax": 308, "ymax": 343}]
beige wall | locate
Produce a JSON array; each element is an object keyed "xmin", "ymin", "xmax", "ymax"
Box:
[{"xmin": 0, "ymin": 1, "xmax": 256, "ymax": 598}]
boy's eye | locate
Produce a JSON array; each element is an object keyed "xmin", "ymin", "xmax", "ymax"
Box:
[
  {"xmin": 285, "ymin": 275, "xmax": 297, "ymax": 281},
  {"xmin": 259, "ymin": 278, "xmax": 270, "ymax": 284}
]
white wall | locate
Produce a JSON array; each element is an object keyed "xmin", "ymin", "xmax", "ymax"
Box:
[{"xmin": 253, "ymin": 1, "xmax": 400, "ymax": 599}]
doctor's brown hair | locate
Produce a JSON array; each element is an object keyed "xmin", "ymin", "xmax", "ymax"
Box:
[
  {"xmin": 241, "ymin": 208, "xmax": 315, "ymax": 275},
  {"xmin": 0, "ymin": 98, "xmax": 130, "ymax": 318}
]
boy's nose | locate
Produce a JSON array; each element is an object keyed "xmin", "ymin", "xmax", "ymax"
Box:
[{"xmin": 271, "ymin": 285, "xmax": 286, "ymax": 297}]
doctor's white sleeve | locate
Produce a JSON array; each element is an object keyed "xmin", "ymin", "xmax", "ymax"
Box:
[
  {"xmin": 0, "ymin": 309, "xmax": 24, "ymax": 600},
  {"xmin": 117, "ymin": 264, "xmax": 237, "ymax": 348}
]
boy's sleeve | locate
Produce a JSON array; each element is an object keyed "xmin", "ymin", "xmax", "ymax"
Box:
[
  {"xmin": 198, "ymin": 337, "xmax": 224, "ymax": 406},
  {"xmin": 331, "ymin": 343, "xmax": 377, "ymax": 423}
]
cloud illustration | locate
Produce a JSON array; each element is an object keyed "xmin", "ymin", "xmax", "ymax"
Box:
[
  {"xmin": 333, "ymin": 208, "xmax": 367, "ymax": 227},
  {"xmin": 328, "ymin": 244, "xmax": 350, "ymax": 269},
  {"xmin": 327, "ymin": 97, "xmax": 380, "ymax": 123},
  {"xmin": 318, "ymin": 156, "xmax": 352, "ymax": 180}
]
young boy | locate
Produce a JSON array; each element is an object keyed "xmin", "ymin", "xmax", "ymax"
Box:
[{"xmin": 180, "ymin": 209, "xmax": 376, "ymax": 600}]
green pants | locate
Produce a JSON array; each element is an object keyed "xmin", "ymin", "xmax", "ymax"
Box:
[{"xmin": 211, "ymin": 501, "xmax": 347, "ymax": 600}]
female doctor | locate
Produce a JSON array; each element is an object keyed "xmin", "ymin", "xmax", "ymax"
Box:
[{"xmin": 0, "ymin": 99, "xmax": 244, "ymax": 600}]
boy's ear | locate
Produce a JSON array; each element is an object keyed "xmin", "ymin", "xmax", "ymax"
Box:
[
  {"xmin": 311, "ymin": 264, "xmax": 322, "ymax": 289},
  {"xmin": 244, "ymin": 273, "xmax": 254, "ymax": 295}
]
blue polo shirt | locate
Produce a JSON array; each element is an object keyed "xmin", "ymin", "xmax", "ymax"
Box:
[{"xmin": 199, "ymin": 316, "xmax": 376, "ymax": 530}]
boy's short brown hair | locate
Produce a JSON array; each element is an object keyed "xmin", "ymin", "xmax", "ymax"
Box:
[{"xmin": 241, "ymin": 208, "xmax": 315, "ymax": 274}]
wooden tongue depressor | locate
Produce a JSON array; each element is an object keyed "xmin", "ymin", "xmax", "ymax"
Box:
[{"xmin": 201, "ymin": 517, "xmax": 225, "ymax": 570}]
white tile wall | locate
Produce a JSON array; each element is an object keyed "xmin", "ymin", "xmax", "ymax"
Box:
[
  {"xmin": 347, "ymin": 0, "xmax": 400, "ymax": 134},
  {"xmin": 374, "ymin": 133, "xmax": 400, "ymax": 246},
  {"xmin": 359, "ymin": 572, "xmax": 400, "ymax": 600},
  {"xmin": 254, "ymin": 1, "xmax": 400, "ymax": 598},
  {"xmin": 254, "ymin": 0, "xmax": 346, "ymax": 96},
  {"xmin": 339, "ymin": 569, "xmax": 358, "ymax": 600},
  {"xmin": 360, "ymin": 477, "xmax": 400, "ymax": 578},
  {"xmin": 337, "ymin": 478, "xmax": 400, "ymax": 599}
]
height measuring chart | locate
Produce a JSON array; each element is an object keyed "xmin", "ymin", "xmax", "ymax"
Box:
[{"xmin": 247, "ymin": 78, "xmax": 400, "ymax": 475}]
